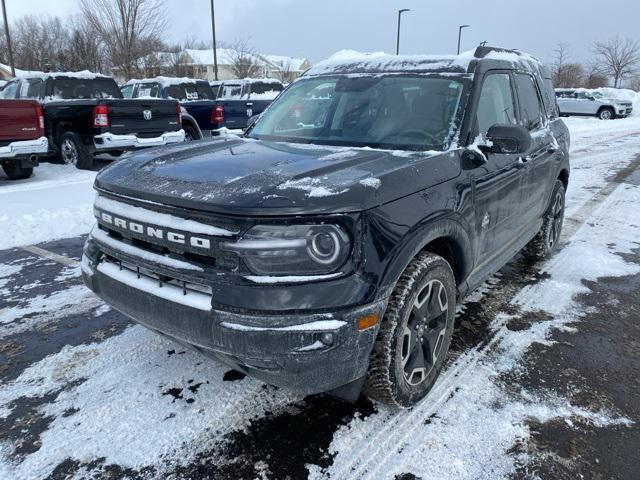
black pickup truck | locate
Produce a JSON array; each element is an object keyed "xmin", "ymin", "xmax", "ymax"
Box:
[
  {"xmin": 1, "ymin": 73, "xmax": 184, "ymax": 169},
  {"xmin": 212, "ymin": 78, "xmax": 284, "ymax": 130},
  {"xmin": 83, "ymin": 46, "xmax": 569, "ymax": 407}
]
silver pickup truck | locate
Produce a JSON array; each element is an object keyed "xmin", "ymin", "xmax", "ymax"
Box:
[{"xmin": 556, "ymin": 88, "xmax": 633, "ymax": 120}]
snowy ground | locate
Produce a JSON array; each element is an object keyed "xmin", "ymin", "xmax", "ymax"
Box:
[{"xmin": 1, "ymin": 116, "xmax": 640, "ymax": 479}]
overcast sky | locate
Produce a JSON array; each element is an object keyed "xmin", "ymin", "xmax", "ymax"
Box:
[{"xmin": 5, "ymin": 0, "xmax": 639, "ymax": 64}]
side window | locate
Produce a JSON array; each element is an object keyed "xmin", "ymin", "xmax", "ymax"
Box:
[
  {"xmin": 120, "ymin": 84, "xmax": 134, "ymax": 98},
  {"xmin": 476, "ymin": 73, "xmax": 516, "ymax": 136},
  {"xmin": 1, "ymin": 81, "xmax": 19, "ymax": 99},
  {"xmin": 515, "ymin": 74, "xmax": 544, "ymax": 131},
  {"xmin": 20, "ymin": 78, "xmax": 43, "ymax": 99}
]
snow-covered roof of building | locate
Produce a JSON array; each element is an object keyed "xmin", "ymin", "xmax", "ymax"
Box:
[
  {"xmin": 260, "ymin": 55, "xmax": 309, "ymax": 72},
  {"xmin": 184, "ymin": 48, "xmax": 269, "ymax": 67},
  {"xmin": 0, "ymin": 62, "xmax": 44, "ymax": 79}
]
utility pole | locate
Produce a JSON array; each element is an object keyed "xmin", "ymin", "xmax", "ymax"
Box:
[
  {"xmin": 210, "ymin": 0, "xmax": 219, "ymax": 81},
  {"xmin": 396, "ymin": 9, "xmax": 410, "ymax": 55},
  {"xmin": 457, "ymin": 25, "xmax": 470, "ymax": 55},
  {"xmin": 1, "ymin": 0, "xmax": 15, "ymax": 77}
]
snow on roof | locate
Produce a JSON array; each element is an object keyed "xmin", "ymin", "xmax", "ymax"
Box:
[
  {"xmin": 21, "ymin": 70, "xmax": 111, "ymax": 80},
  {"xmin": 306, "ymin": 47, "xmax": 543, "ymax": 77},
  {"xmin": 306, "ymin": 49, "xmax": 476, "ymax": 76},
  {"xmin": 184, "ymin": 48, "xmax": 269, "ymax": 67},
  {"xmin": 126, "ymin": 76, "xmax": 209, "ymax": 88}
]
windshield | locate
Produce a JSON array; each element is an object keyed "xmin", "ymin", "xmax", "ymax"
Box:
[
  {"xmin": 248, "ymin": 75, "xmax": 465, "ymax": 151},
  {"xmin": 52, "ymin": 77, "xmax": 122, "ymax": 100},
  {"xmin": 166, "ymin": 82, "xmax": 214, "ymax": 101}
]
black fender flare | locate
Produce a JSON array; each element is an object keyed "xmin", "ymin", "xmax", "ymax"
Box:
[{"xmin": 378, "ymin": 215, "xmax": 475, "ymax": 299}]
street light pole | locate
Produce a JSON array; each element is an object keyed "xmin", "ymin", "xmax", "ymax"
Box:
[
  {"xmin": 210, "ymin": 0, "xmax": 219, "ymax": 81},
  {"xmin": 1, "ymin": 0, "xmax": 15, "ymax": 77},
  {"xmin": 457, "ymin": 25, "xmax": 470, "ymax": 55},
  {"xmin": 396, "ymin": 9, "xmax": 410, "ymax": 55}
]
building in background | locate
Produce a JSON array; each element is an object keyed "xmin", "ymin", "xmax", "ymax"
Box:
[{"xmin": 113, "ymin": 49, "xmax": 311, "ymax": 84}]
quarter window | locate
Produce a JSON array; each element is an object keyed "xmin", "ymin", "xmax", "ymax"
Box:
[
  {"xmin": 515, "ymin": 74, "xmax": 544, "ymax": 130},
  {"xmin": 476, "ymin": 73, "xmax": 516, "ymax": 136}
]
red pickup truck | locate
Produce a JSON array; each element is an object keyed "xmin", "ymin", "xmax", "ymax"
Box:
[{"xmin": 0, "ymin": 99, "xmax": 48, "ymax": 180}]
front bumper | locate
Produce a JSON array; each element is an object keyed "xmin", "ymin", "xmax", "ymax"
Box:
[
  {"xmin": 0, "ymin": 136, "xmax": 48, "ymax": 159},
  {"xmin": 81, "ymin": 235, "xmax": 386, "ymax": 396},
  {"xmin": 94, "ymin": 130, "xmax": 185, "ymax": 150}
]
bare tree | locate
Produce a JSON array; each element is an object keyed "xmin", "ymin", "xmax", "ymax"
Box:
[
  {"xmin": 551, "ymin": 43, "xmax": 584, "ymax": 88},
  {"xmin": 65, "ymin": 15, "xmax": 106, "ymax": 72},
  {"xmin": 274, "ymin": 60, "xmax": 295, "ymax": 83},
  {"xmin": 583, "ymin": 64, "xmax": 608, "ymax": 89},
  {"xmin": 80, "ymin": 0, "xmax": 167, "ymax": 80},
  {"xmin": 593, "ymin": 36, "xmax": 640, "ymax": 88},
  {"xmin": 228, "ymin": 38, "xmax": 261, "ymax": 79}
]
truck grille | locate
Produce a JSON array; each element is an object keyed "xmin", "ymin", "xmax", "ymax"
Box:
[{"xmin": 94, "ymin": 194, "xmax": 241, "ymax": 272}]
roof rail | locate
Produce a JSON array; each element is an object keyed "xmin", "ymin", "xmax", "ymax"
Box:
[{"xmin": 473, "ymin": 45, "xmax": 522, "ymax": 59}]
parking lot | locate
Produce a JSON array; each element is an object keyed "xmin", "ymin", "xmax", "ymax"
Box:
[{"xmin": 0, "ymin": 115, "xmax": 638, "ymax": 479}]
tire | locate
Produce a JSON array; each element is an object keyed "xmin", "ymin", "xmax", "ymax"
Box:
[
  {"xmin": 183, "ymin": 125, "xmax": 200, "ymax": 142},
  {"xmin": 364, "ymin": 252, "xmax": 456, "ymax": 408},
  {"xmin": 2, "ymin": 162, "xmax": 33, "ymax": 180},
  {"xmin": 598, "ymin": 107, "xmax": 614, "ymax": 120},
  {"xmin": 524, "ymin": 179, "xmax": 566, "ymax": 260},
  {"xmin": 59, "ymin": 131, "xmax": 94, "ymax": 169}
]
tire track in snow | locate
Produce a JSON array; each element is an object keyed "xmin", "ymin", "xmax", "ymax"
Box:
[{"xmin": 327, "ymin": 135, "xmax": 640, "ymax": 480}]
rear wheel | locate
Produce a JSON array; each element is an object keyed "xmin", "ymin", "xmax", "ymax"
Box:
[
  {"xmin": 598, "ymin": 107, "xmax": 614, "ymax": 120},
  {"xmin": 524, "ymin": 179, "xmax": 566, "ymax": 260},
  {"xmin": 2, "ymin": 162, "xmax": 33, "ymax": 180},
  {"xmin": 365, "ymin": 252, "xmax": 456, "ymax": 408},
  {"xmin": 183, "ymin": 125, "xmax": 200, "ymax": 141},
  {"xmin": 59, "ymin": 132, "xmax": 94, "ymax": 169}
]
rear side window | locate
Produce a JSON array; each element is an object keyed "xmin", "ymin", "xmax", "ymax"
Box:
[
  {"xmin": 515, "ymin": 74, "xmax": 543, "ymax": 130},
  {"xmin": 476, "ymin": 73, "xmax": 516, "ymax": 135},
  {"xmin": 135, "ymin": 82, "xmax": 161, "ymax": 98},
  {"xmin": 20, "ymin": 78, "xmax": 44, "ymax": 99},
  {"xmin": 541, "ymin": 79, "xmax": 559, "ymax": 119},
  {"xmin": 120, "ymin": 84, "xmax": 134, "ymax": 98},
  {"xmin": 220, "ymin": 84, "xmax": 242, "ymax": 99}
]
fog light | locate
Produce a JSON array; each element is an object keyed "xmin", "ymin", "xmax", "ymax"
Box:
[
  {"xmin": 357, "ymin": 314, "xmax": 379, "ymax": 331},
  {"xmin": 320, "ymin": 332, "xmax": 334, "ymax": 346}
]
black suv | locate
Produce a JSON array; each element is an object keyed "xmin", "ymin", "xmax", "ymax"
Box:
[{"xmin": 82, "ymin": 46, "xmax": 569, "ymax": 407}]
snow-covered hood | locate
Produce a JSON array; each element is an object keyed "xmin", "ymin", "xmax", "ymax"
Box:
[{"xmin": 95, "ymin": 137, "xmax": 462, "ymax": 216}]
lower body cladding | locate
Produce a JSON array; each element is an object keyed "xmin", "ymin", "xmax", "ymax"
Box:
[
  {"xmin": 93, "ymin": 130, "xmax": 186, "ymax": 151},
  {"xmin": 81, "ymin": 240, "xmax": 387, "ymax": 400}
]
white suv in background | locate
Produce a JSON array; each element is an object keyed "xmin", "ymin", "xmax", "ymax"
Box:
[{"xmin": 556, "ymin": 88, "xmax": 633, "ymax": 120}]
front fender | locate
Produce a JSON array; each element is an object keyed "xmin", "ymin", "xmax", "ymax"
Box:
[{"xmin": 377, "ymin": 215, "xmax": 475, "ymax": 299}]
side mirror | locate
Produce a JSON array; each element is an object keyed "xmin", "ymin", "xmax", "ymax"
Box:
[
  {"xmin": 245, "ymin": 114, "xmax": 260, "ymax": 132},
  {"xmin": 485, "ymin": 124, "xmax": 532, "ymax": 155}
]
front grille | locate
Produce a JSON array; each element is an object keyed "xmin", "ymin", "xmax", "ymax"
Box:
[{"xmin": 94, "ymin": 193, "xmax": 242, "ymax": 272}]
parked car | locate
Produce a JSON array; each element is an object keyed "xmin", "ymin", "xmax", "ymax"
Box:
[
  {"xmin": 124, "ymin": 77, "xmax": 217, "ymax": 139},
  {"xmin": 1, "ymin": 72, "xmax": 185, "ymax": 169},
  {"xmin": 555, "ymin": 88, "xmax": 633, "ymax": 119},
  {"xmin": 0, "ymin": 99, "xmax": 48, "ymax": 179},
  {"xmin": 213, "ymin": 78, "xmax": 284, "ymax": 130},
  {"xmin": 82, "ymin": 46, "xmax": 569, "ymax": 407}
]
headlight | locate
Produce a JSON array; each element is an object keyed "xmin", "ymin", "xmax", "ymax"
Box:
[{"xmin": 222, "ymin": 224, "xmax": 350, "ymax": 275}]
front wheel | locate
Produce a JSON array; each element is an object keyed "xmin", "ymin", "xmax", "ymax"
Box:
[
  {"xmin": 598, "ymin": 108, "xmax": 614, "ymax": 120},
  {"xmin": 524, "ymin": 179, "xmax": 566, "ymax": 260},
  {"xmin": 365, "ymin": 252, "xmax": 456, "ymax": 408},
  {"xmin": 2, "ymin": 162, "xmax": 33, "ymax": 180}
]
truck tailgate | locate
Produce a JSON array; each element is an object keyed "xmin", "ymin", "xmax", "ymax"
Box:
[
  {"xmin": 106, "ymin": 99, "xmax": 180, "ymax": 135},
  {"xmin": 0, "ymin": 100, "xmax": 43, "ymax": 142}
]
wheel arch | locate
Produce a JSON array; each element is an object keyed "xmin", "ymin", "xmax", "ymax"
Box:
[
  {"xmin": 596, "ymin": 105, "xmax": 615, "ymax": 119},
  {"xmin": 379, "ymin": 217, "xmax": 474, "ymax": 299},
  {"xmin": 558, "ymin": 168, "xmax": 569, "ymax": 189}
]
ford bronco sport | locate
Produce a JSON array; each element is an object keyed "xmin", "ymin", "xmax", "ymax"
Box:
[{"xmin": 82, "ymin": 46, "xmax": 570, "ymax": 408}]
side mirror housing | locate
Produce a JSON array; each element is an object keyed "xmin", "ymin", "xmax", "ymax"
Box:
[{"xmin": 485, "ymin": 124, "xmax": 532, "ymax": 155}]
